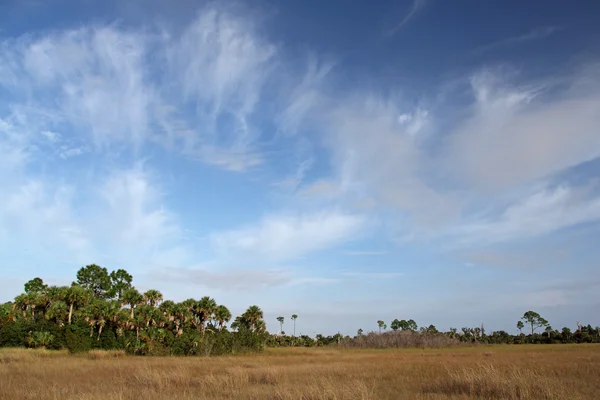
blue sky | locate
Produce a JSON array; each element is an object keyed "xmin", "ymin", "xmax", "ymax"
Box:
[{"xmin": 1, "ymin": 0, "xmax": 599, "ymax": 335}]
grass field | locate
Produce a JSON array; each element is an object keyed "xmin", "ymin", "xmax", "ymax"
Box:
[{"xmin": 1, "ymin": 345, "xmax": 599, "ymax": 399}]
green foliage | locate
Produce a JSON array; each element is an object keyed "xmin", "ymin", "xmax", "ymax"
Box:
[
  {"xmin": 108, "ymin": 269, "xmax": 133, "ymax": 300},
  {"xmin": 76, "ymin": 264, "xmax": 111, "ymax": 298},
  {"xmin": 3, "ymin": 270, "xmax": 599, "ymax": 355},
  {"xmin": 521, "ymin": 311, "xmax": 548, "ymax": 335},
  {"xmin": 26, "ymin": 331, "xmax": 54, "ymax": 348},
  {"xmin": 1, "ymin": 269, "xmax": 269, "ymax": 357},
  {"xmin": 24, "ymin": 277, "xmax": 48, "ymax": 294}
]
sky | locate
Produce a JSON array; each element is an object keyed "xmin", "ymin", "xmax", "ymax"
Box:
[{"xmin": 1, "ymin": 0, "xmax": 599, "ymax": 336}]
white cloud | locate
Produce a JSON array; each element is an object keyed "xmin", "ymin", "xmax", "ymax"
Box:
[
  {"xmin": 40, "ymin": 130, "xmax": 60, "ymax": 142},
  {"xmin": 18, "ymin": 26, "xmax": 152, "ymax": 149},
  {"xmin": 318, "ymin": 96, "xmax": 457, "ymax": 229},
  {"xmin": 162, "ymin": 5, "xmax": 277, "ymax": 170},
  {"xmin": 446, "ymin": 67, "xmax": 600, "ymax": 190},
  {"xmin": 453, "ymin": 184, "xmax": 600, "ymax": 245},
  {"xmin": 0, "ymin": 4, "xmax": 286, "ymax": 172},
  {"xmin": 276, "ymin": 56, "xmax": 334, "ymax": 136},
  {"xmin": 475, "ymin": 26, "xmax": 561, "ymax": 54},
  {"xmin": 386, "ymin": 0, "xmax": 428, "ymax": 36},
  {"xmin": 211, "ymin": 211, "xmax": 366, "ymax": 262},
  {"xmin": 340, "ymin": 271, "xmax": 403, "ymax": 279},
  {"xmin": 151, "ymin": 266, "xmax": 338, "ymax": 292},
  {"xmin": 343, "ymin": 250, "xmax": 387, "ymax": 256}
]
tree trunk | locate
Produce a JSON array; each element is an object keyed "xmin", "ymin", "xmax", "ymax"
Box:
[
  {"xmin": 97, "ymin": 324, "xmax": 103, "ymax": 341},
  {"xmin": 68, "ymin": 303, "xmax": 74, "ymax": 325},
  {"xmin": 130, "ymin": 307, "xmax": 134, "ymax": 319}
]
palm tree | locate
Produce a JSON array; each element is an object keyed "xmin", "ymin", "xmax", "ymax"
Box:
[
  {"xmin": 137, "ymin": 304, "xmax": 154, "ymax": 328},
  {"xmin": 277, "ymin": 316, "xmax": 285, "ymax": 334},
  {"xmin": 46, "ymin": 285, "xmax": 68, "ymax": 305},
  {"xmin": 243, "ymin": 305, "xmax": 263, "ymax": 332},
  {"xmin": 95, "ymin": 302, "xmax": 110, "ymax": 341},
  {"xmin": 214, "ymin": 305, "xmax": 232, "ymax": 331},
  {"xmin": 26, "ymin": 292, "xmax": 42, "ymax": 319},
  {"xmin": 377, "ymin": 320, "xmax": 385, "ymax": 333},
  {"xmin": 171, "ymin": 302, "xmax": 189, "ymax": 336},
  {"xmin": 143, "ymin": 289, "xmax": 163, "ymax": 308},
  {"xmin": 13, "ymin": 294, "xmax": 29, "ymax": 319},
  {"xmin": 65, "ymin": 285, "xmax": 89, "ymax": 325},
  {"xmin": 291, "ymin": 314, "xmax": 298, "ymax": 337},
  {"xmin": 122, "ymin": 288, "xmax": 144, "ymax": 319},
  {"xmin": 45, "ymin": 301, "xmax": 68, "ymax": 326},
  {"xmin": 195, "ymin": 296, "xmax": 216, "ymax": 336}
]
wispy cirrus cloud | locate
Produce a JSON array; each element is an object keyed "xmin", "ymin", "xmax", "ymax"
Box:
[
  {"xmin": 475, "ymin": 26, "xmax": 562, "ymax": 54},
  {"xmin": 211, "ymin": 211, "xmax": 367, "ymax": 262},
  {"xmin": 385, "ymin": 0, "xmax": 428, "ymax": 37},
  {"xmin": 451, "ymin": 184, "xmax": 600, "ymax": 246}
]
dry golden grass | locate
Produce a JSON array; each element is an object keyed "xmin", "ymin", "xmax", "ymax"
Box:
[
  {"xmin": 87, "ymin": 349, "xmax": 126, "ymax": 360},
  {"xmin": 1, "ymin": 344, "xmax": 599, "ymax": 399}
]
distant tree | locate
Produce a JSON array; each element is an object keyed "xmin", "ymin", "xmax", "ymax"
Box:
[
  {"xmin": 108, "ymin": 269, "xmax": 133, "ymax": 301},
  {"xmin": 277, "ymin": 316, "xmax": 285, "ymax": 334},
  {"xmin": 24, "ymin": 277, "xmax": 48, "ymax": 294},
  {"xmin": 357, "ymin": 328, "xmax": 363, "ymax": 337},
  {"xmin": 76, "ymin": 264, "xmax": 111, "ymax": 298},
  {"xmin": 517, "ymin": 320, "xmax": 524, "ymax": 334},
  {"xmin": 391, "ymin": 319, "xmax": 401, "ymax": 331},
  {"xmin": 521, "ymin": 311, "xmax": 548, "ymax": 336},
  {"xmin": 377, "ymin": 320, "xmax": 385, "ymax": 333},
  {"xmin": 291, "ymin": 314, "xmax": 298, "ymax": 337}
]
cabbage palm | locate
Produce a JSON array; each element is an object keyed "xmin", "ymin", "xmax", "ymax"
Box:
[
  {"xmin": 13, "ymin": 294, "xmax": 29, "ymax": 319},
  {"xmin": 122, "ymin": 288, "xmax": 144, "ymax": 319},
  {"xmin": 143, "ymin": 289, "xmax": 163, "ymax": 308},
  {"xmin": 214, "ymin": 305, "xmax": 232, "ymax": 331},
  {"xmin": 243, "ymin": 305, "xmax": 263, "ymax": 332},
  {"xmin": 65, "ymin": 285, "xmax": 89, "ymax": 324},
  {"xmin": 291, "ymin": 314, "xmax": 298, "ymax": 337},
  {"xmin": 45, "ymin": 300, "xmax": 68, "ymax": 326},
  {"xmin": 194, "ymin": 296, "xmax": 216, "ymax": 336}
]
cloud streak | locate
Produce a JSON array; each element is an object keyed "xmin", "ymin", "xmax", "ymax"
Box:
[
  {"xmin": 211, "ymin": 211, "xmax": 367, "ymax": 262},
  {"xmin": 475, "ymin": 26, "xmax": 562, "ymax": 54},
  {"xmin": 386, "ymin": 0, "xmax": 427, "ymax": 36}
]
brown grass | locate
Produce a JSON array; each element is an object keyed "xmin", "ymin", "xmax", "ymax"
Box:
[
  {"xmin": 0, "ymin": 344, "xmax": 598, "ymax": 399},
  {"xmin": 87, "ymin": 349, "xmax": 126, "ymax": 360}
]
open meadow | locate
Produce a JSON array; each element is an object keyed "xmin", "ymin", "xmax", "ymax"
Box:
[{"xmin": 1, "ymin": 344, "xmax": 599, "ymax": 399}]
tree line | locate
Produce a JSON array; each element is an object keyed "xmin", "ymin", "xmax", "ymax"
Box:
[
  {"xmin": 267, "ymin": 313, "xmax": 600, "ymax": 348},
  {"xmin": 2, "ymin": 265, "xmax": 599, "ymax": 355},
  {"xmin": 0, "ymin": 265, "xmax": 268, "ymax": 355}
]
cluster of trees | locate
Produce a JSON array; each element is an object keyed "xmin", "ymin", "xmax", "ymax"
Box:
[
  {"xmin": 353, "ymin": 311, "xmax": 600, "ymax": 346},
  {"xmin": 0, "ymin": 265, "xmax": 268, "ymax": 355},
  {"xmin": 264, "ymin": 311, "xmax": 600, "ymax": 349},
  {"xmin": 2, "ymin": 266, "xmax": 599, "ymax": 354}
]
